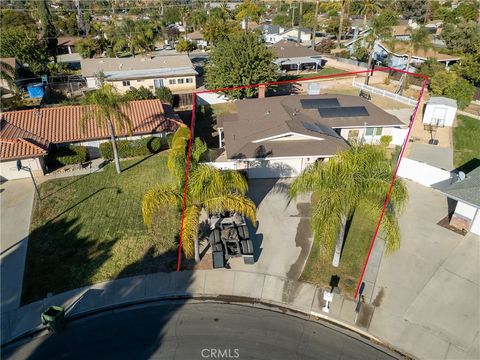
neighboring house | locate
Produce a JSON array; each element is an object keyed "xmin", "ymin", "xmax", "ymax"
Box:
[
  {"xmin": 57, "ymin": 36, "xmax": 82, "ymax": 55},
  {"xmin": 0, "ymin": 99, "xmax": 181, "ymax": 180},
  {"xmin": 81, "ymin": 55, "xmax": 198, "ymax": 94},
  {"xmin": 266, "ymin": 27, "xmax": 312, "ymax": 44},
  {"xmin": 272, "ymin": 40, "xmax": 322, "ymax": 73},
  {"xmin": 433, "ymin": 167, "xmax": 480, "ymax": 236},
  {"xmin": 392, "ymin": 25, "xmax": 411, "ymax": 41},
  {"xmin": 214, "ymin": 94, "xmax": 405, "ymax": 178},
  {"xmin": 256, "ymin": 24, "xmax": 284, "ymax": 43},
  {"xmin": 187, "ymin": 31, "xmax": 208, "ymax": 49},
  {"xmin": 0, "ymin": 57, "xmax": 20, "ymax": 98},
  {"xmin": 423, "ymin": 97, "xmax": 457, "ymax": 128},
  {"xmin": 374, "ymin": 42, "xmax": 461, "ymax": 70}
]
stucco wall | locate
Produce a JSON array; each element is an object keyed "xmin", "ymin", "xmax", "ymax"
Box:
[
  {"xmin": 0, "ymin": 157, "xmax": 45, "ymax": 181},
  {"xmin": 86, "ymin": 76, "xmax": 196, "ymax": 94}
]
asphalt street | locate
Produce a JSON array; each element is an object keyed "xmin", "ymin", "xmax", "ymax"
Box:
[{"xmin": 3, "ymin": 301, "xmax": 401, "ymax": 360}]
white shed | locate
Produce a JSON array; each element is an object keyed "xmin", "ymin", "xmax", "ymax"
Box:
[{"xmin": 423, "ymin": 97, "xmax": 457, "ymax": 127}]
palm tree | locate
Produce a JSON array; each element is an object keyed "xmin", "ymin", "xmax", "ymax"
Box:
[
  {"xmin": 235, "ymin": 0, "xmax": 264, "ymax": 32},
  {"xmin": 81, "ymin": 84, "xmax": 131, "ymax": 174},
  {"xmin": 180, "ymin": 5, "xmax": 190, "ymax": 40},
  {"xmin": 337, "ymin": 0, "xmax": 350, "ymax": 47},
  {"xmin": 359, "ymin": 0, "xmax": 382, "ymax": 28},
  {"xmin": 0, "ymin": 61, "xmax": 18, "ymax": 95},
  {"xmin": 290, "ymin": 144, "xmax": 407, "ymax": 267},
  {"xmin": 142, "ymin": 127, "xmax": 256, "ymax": 262}
]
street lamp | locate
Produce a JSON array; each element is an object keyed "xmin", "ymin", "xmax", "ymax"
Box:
[{"xmin": 16, "ymin": 160, "xmax": 41, "ymax": 198}]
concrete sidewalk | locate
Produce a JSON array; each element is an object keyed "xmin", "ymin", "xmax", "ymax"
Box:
[{"xmin": 1, "ymin": 270, "xmax": 381, "ymax": 352}]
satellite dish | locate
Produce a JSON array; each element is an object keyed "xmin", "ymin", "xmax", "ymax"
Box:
[{"xmin": 459, "ymin": 171, "xmax": 466, "ymax": 181}]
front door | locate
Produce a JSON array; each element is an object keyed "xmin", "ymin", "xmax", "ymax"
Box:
[{"xmin": 154, "ymin": 79, "xmax": 164, "ymax": 88}]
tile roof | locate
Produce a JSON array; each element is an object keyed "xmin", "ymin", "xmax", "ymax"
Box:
[
  {"xmin": 219, "ymin": 94, "xmax": 403, "ymax": 160},
  {"xmin": 0, "ymin": 120, "xmax": 50, "ymax": 160},
  {"xmin": 0, "ymin": 99, "xmax": 182, "ymax": 160}
]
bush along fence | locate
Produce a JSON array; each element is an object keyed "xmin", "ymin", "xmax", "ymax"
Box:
[
  {"xmin": 99, "ymin": 136, "xmax": 170, "ymax": 160},
  {"xmin": 47, "ymin": 145, "xmax": 89, "ymax": 166}
]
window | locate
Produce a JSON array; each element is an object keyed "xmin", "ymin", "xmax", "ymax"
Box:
[
  {"xmin": 177, "ymin": 78, "xmax": 184, "ymax": 84},
  {"xmin": 169, "ymin": 79, "xmax": 176, "ymax": 85},
  {"xmin": 186, "ymin": 77, "xmax": 193, "ymax": 84},
  {"xmin": 122, "ymin": 80, "xmax": 130, "ymax": 86},
  {"xmin": 365, "ymin": 127, "xmax": 383, "ymax": 136}
]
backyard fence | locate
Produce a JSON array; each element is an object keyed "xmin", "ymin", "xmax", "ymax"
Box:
[
  {"xmin": 397, "ymin": 158, "xmax": 451, "ymax": 187},
  {"xmin": 352, "ymin": 79, "xmax": 418, "ymax": 107}
]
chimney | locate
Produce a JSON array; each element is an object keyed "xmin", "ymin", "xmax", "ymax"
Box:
[{"xmin": 258, "ymin": 84, "xmax": 266, "ymax": 98}]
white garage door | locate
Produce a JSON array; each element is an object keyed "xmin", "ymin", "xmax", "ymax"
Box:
[{"xmin": 247, "ymin": 158, "xmax": 303, "ymax": 179}]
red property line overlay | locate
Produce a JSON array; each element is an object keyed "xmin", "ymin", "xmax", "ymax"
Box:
[{"xmin": 176, "ymin": 67, "xmax": 429, "ymax": 290}]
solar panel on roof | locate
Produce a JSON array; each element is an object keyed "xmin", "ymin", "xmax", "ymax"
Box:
[
  {"xmin": 300, "ymin": 98, "xmax": 340, "ymax": 109},
  {"xmin": 318, "ymin": 106, "xmax": 369, "ymax": 118}
]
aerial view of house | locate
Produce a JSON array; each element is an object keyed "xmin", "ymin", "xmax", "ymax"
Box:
[{"xmin": 0, "ymin": 1, "xmax": 479, "ymax": 359}]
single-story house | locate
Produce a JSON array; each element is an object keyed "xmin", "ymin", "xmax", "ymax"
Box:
[
  {"xmin": 272, "ymin": 40, "xmax": 322, "ymax": 73},
  {"xmin": 373, "ymin": 42, "xmax": 461, "ymax": 70},
  {"xmin": 0, "ymin": 99, "xmax": 182, "ymax": 180},
  {"xmin": 423, "ymin": 97, "xmax": 457, "ymax": 127},
  {"xmin": 214, "ymin": 94, "xmax": 405, "ymax": 178},
  {"xmin": 256, "ymin": 24, "xmax": 284, "ymax": 43},
  {"xmin": 81, "ymin": 55, "xmax": 198, "ymax": 95},
  {"xmin": 57, "ymin": 36, "xmax": 82, "ymax": 55},
  {"xmin": 433, "ymin": 167, "xmax": 480, "ymax": 236},
  {"xmin": 187, "ymin": 31, "xmax": 208, "ymax": 49},
  {"xmin": 266, "ymin": 27, "xmax": 312, "ymax": 44}
]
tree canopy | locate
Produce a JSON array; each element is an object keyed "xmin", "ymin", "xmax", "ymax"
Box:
[
  {"xmin": 442, "ymin": 20, "xmax": 480, "ymax": 54},
  {"xmin": 205, "ymin": 32, "xmax": 278, "ymax": 99}
]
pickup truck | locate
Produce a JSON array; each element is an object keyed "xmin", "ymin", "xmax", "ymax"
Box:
[{"xmin": 208, "ymin": 212, "xmax": 254, "ymax": 269}]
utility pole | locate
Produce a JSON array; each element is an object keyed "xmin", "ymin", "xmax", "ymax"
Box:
[
  {"xmin": 311, "ymin": 0, "xmax": 319, "ymax": 49},
  {"xmin": 337, "ymin": 0, "xmax": 346, "ymax": 48},
  {"xmin": 290, "ymin": 3, "xmax": 297, "ymax": 28},
  {"xmin": 297, "ymin": 0, "xmax": 303, "ymax": 44}
]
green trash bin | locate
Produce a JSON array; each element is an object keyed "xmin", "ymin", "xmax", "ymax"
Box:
[{"xmin": 41, "ymin": 306, "xmax": 66, "ymax": 332}]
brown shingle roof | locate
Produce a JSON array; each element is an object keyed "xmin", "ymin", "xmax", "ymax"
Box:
[
  {"xmin": 220, "ymin": 94, "xmax": 403, "ymax": 159},
  {"xmin": 0, "ymin": 99, "xmax": 182, "ymax": 160},
  {"xmin": 272, "ymin": 40, "xmax": 320, "ymax": 59}
]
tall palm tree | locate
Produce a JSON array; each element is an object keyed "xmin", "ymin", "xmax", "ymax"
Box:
[
  {"xmin": 180, "ymin": 5, "xmax": 190, "ymax": 40},
  {"xmin": 142, "ymin": 127, "xmax": 256, "ymax": 262},
  {"xmin": 359, "ymin": 0, "xmax": 382, "ymax": 28},
  {"xmin": 290, "ymin": 144, "xmax": 407, "ymax": 267},
  {"xmin": 337, "ymin": 0, "xmax": 350, "ymax": 47},
  {"xmin": 81, "ymin": 84, "xmax": 131, "ymax": 174}
]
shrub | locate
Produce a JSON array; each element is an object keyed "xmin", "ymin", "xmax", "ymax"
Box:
[
  {"xmin": 99, "ymin": 136, "xmax": 169, "ymax": 160},
  {"xmin": 122, "ymin": 86, "xmax": 155, "ymax": 101},
  {"xmin": 49, "ymin": 145, "xmax": 89, "ymax": 165},
  {"xmin": 155, "ymin": 86, "xmax": 174, "ymax": 105},
  {"xmin": 380, "ymin": 135, "xmax": 393, "ymax": 147}
]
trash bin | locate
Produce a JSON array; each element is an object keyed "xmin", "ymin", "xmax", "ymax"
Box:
[{"xmin": 41, "ymin": 306, "xmax": 66, "ymax": 332}]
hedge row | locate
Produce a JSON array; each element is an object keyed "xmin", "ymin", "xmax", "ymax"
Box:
[
  {"xmin": 99, "ymin": 136, "xmax": 170, "ymax": 160},
  {"xmin": 48, "ymin": 145, "xmax": 89, "ymax": 166}
]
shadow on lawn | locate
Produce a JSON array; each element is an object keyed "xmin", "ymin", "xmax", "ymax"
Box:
[{"xmin": 21, "ymin": 216, "xmax": 120, "ymax": 305}]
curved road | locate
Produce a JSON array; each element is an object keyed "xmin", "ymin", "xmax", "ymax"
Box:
[{"xmin": 3, "ymin": 301, "xmax": 401, "ymax": 360}]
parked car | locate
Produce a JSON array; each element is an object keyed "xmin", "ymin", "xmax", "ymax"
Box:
[
  {"xmin": 163, "ymin": 44, "xmax": 173, "ymax": 50},
  {"xmin": 208, "ymin": 212, "xmax": 254, "ymax": 268}
]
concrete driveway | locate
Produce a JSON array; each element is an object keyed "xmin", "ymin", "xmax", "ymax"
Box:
[
  {"xmin": 1, "ymin": 179, "xmax": 35, "ymax": 312},
  {"xmin": 368, "ymin": 181, "xmax": 480, "ymax": 360},
  {"xmin": 230, "ymin": 179, "xmax": 313, "ymax": 280}
]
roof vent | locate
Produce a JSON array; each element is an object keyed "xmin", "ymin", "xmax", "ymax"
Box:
[
  {"xmin": 119, "ymin": 63, "xmax": 123, "ymax": 69},
  {"xmin": 280, "ymin": 47, "xmax": 285, "ymax": 50},
  {"xmin": 265, "ymin": 110, "xmax": 270, "ymax": 115},
  {"xmin": 99, "ymin": 60, "xmax": 104, "ymax": 63}
]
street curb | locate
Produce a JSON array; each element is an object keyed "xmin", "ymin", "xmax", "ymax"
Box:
[{"xmin": 1, "ymin": 295, "xmax": 410, "ymax": 359}]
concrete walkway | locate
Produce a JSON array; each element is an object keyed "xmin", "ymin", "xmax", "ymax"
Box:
[{"xmin": 0, "ymin": 179, "xmax": 35, "ymax": 313}]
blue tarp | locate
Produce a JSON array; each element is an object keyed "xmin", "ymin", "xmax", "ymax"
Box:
[{"xmin": 27, "ymin": 83, "xmax": 45, "ymax": 99}]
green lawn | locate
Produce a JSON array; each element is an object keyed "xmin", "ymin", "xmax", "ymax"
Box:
[
  {"xmin": 453, "ymin": 115, "xmax": 480, "ymax": 169},
  {"xmin": 22, "ymin": 153, "xmax": 180, "ymax": 304},
  {"xmin": 300, "ymin": 204, "xmax": 376, "ymax": 298},
  {"xmin": 279, "ymin": 68, "xmax": 347, "ymax": 81}
]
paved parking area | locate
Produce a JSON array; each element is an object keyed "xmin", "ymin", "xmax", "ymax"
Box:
[
  {"xmin": 230, "ymin": 179, "xmax": 313, "ymax": 280},
  {"xmin": 1, "ymin": 179, "xmax": 35, "ymax": 312},
  {"xmin": 369, "ymin": 181, "xmax": 480, "ymax": 360}
]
